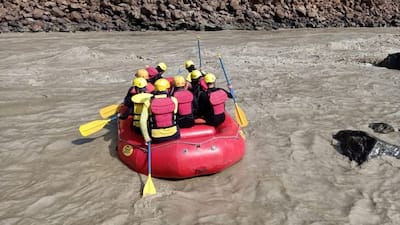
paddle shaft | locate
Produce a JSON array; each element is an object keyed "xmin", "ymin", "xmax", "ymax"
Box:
[
  {"xmin": 147, "ymin": 141, "xmax": 152, "ymax": 176},
  {"xmin": 218, "ymin": 56, "xmax": 237, "ymax": 103},
  {"xmin": 197, "ymin": 37, "xmax": 202, "ymax": 68}
]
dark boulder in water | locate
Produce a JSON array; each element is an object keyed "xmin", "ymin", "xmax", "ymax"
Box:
[
  {"xmin": 376, "ymin": 53, "xmax": 400, "ymax": 70},
  {"xmin": 368, "ymin": 122, "xmax": 395, "ymax": 134},
  {"xmin": 332, "ymin": 130, "xmax": 400, "ymax": 165}
]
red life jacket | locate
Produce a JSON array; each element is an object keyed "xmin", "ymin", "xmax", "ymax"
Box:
[
  {"xmin": 199, "ymin": 78, "xmax": 208, "ymax": 91},
  {"xmin": 173, "ymin": 89, "xmax": 193, "ymax": 116},
  {"xmin": 146, "ymin": 67, "xmax": 158, "ymax": 79},
  {"xmin": 147, "ymin": 83, "xmax": 155, "ymax": 93},
  {"xmin": 165, "ymin": 77, "xmax": 175, "ymax": 87},
  {"xmin": 209, "ymin": 89, "xmax": 227, "ymax": 115},
  {"xmin": 129, "ymin": 87, "xmax": 137, "ymax": 95},
  {"xmin": 150, "ymin": 96, "xmax": 176, "ymax": 129}
]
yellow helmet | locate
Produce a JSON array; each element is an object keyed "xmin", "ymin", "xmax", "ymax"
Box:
[
  {"xmin": 174, "ymin": 75, "xmax": 186, "ymax": 87},
  {"xmin": 132, "ymin": 77, "xmax": 147, "ymax": 88},
  {"xmin": 204, "ymin": 73, "xmax": 216, "ymax": 83},
  {"xmin": 135, "ymin": 69, "xmax": 149, "ymax": 80},
  {"xmin": 157, "ymin": 62, "xmax": 167, "ymax": 71},
  {"xmin": 191, "ymin": 70, "xmax": 202, "ymax": 80},
  {"xmin": 154, "ymin": 78, "xmax": 170, "ymax": 91},
  {"xmin": 185, "ymin": 60, "xmax": 194, "ymax": 69}
]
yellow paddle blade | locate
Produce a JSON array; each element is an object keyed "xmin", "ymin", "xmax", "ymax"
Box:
[
  {"xmin": 79, "ymin": 119, "xmax": 111, "ymax": 137},
  {"xmin": 234, "ymin": 103, "xmax": 248, "ymax": 128},
  {"xmin": 99, "ymin": 104, "xmax": 119, "ymax": 119},
  {"xmin": 142, "ymin": 174, "xmax": 157, "ymax": 197}
]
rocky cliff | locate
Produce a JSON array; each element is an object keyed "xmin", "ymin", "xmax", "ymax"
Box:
[{"xmin": 1, "ymin": 0, "xmax": 399, "ymax": 32}]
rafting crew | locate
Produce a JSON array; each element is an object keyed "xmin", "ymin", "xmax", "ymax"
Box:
[
  {"xmin": 140, "ymin": 78, "xmax": 180, "ymax": 143},
  {"xmin": 123, "ymin": 62, "xmax": 234, "ymax": 143}
]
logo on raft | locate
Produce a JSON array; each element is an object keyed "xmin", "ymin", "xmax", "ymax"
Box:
[{"xmin": 122, "ymin": 145, "xmax": 134, "ymax": 157}]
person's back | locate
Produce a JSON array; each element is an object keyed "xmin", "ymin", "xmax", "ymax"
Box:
[
  {"xmin": 199, "ymin": 73, "xmax": 232, "ymax": 127},
  {"xmin": 172, "ymin": 76, "xmax": 195, "ymax": 128},
  {"xmin": 140, "ymin": 78, "xmax": 180, "ymax": 143}
]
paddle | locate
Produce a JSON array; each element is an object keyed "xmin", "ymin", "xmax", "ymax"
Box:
[
  {"xmin": 197, "ymin": 36, "xmax": 202, "ymax": 68},
  {"xmin": 99, "ymin": 104, "xmax": 119, "ymax": 119},
  {"xmin": 79, "ymin": 115, "xmax": 117, "ymax": 137},
  {"xmin": 217, "ymin": 54, "xmax": 249, "ymax": 127},
  {"xmin": 143, "ymin": 141, "xmax": 156, "ymax": 197}
]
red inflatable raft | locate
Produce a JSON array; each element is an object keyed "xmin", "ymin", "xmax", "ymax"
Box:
[{"xmin": 116, "ymin": 113, "xmax": 246, "ymax": 179}]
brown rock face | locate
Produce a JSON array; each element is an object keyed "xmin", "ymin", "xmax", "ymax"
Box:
[{"xmin": 0, "ymin": 0, "xmax": 399, "ymax": 32}]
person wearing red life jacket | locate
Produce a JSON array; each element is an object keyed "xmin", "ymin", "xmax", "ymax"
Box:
[
  {"xmin": 135, "ymin": 68, "xmax": 155, "ymax": 93},
  {"xmin": 120, "ymin": 74, "xmax": 146, "ymax": 119},
  {"xmin": 130, "ymin": 78, "xmax": 153, "ymax": 134},
  {"xmin": 120, "ymin": 77, "xmax": 152, "ymax": 123},
  {"xmin": 198, "ymin": 73, "xmax": 233, "ymax": 127},
  {"xmin": 188, "ymin": 69, "xmax": 208, "ymax": 91},
  {"xmin": 147, "ymin": 62, "xmax": 168, "ymax": 84},
  {"xmin": 170, "ymin": 75, "xmax": 195, "ymax": 128},
  {"xmin": 185, "ymin": 61, "xmax": 207, "ymax": 89},
  {"xmin": 140, "ymin": 78, "xmax": 180, "ymax": 143}
]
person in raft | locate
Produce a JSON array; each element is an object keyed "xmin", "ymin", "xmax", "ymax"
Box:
[
  {"xmin": 129, "ymin": 77, "xmax": 153, "ymax": 134},
  {"xmin": 135, "ymin": 68, "xmax": 155, "ymax": 93},
  {"xmin": 198, "ymin": 73, "xmax": 233, "ymax": 127},
  {"xmin": 140, "ymin": 78, "xmax": 180, "ymax": 143},
  {"xmin": 185, "ymin": 60, "xmax": 198, "ymax": 73},
  {"xmin": 120, "ymin": 71, "xmax": 152, "ymax": 120},
  {"xmin": 170, "ymin": 75, "xmax": 196, "ymax": 128},
  {"xmin": 184, "ymin": 60, "xmax": 207, "ymax": 90},
  {"xmin": 184, "ymin": 59, "xmax": 208, "ymax": 75},
  {"xmin": 188, "ymin": 70, "xmax": 207, "ymax": 117},
  {"xmin": 147, "ymin": 62, "xmax": 168, "ymax": 84}
]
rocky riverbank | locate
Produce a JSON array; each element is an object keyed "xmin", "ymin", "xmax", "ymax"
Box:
[{"xmin": 1, "ymin": 0, "xmax": 400, "ymax": 32}]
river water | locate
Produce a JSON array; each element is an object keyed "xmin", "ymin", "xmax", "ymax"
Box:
[{"xmin": 1, "ymin": 28, "xmax": 400, "ymax": 225}]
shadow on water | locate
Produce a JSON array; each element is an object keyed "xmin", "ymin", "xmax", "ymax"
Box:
[
  {"xmin": 137, "ymin": 173, "xmax": 145, "ymax": 197},
  {"xmin": 72, "ymin": 137, "xmax": 96, "ymax": 145},
  {"xmin": 71, "ymin": 120, "xmax": 118, "ymax": 158},
  {"xmin": 104, "ymin": 121, "xmax": 118, "ymax": 158}
]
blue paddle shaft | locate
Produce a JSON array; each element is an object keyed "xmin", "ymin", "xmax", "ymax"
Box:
[
  {"xmin": 147, "ymin": 142, "xmax": 151, "ymax": 175},
  {"xmin": 218, "ymin": 57, "xmax": 236, "ymax": 102},
  {"xmin": 197, "ymin": 39, "xmax": 202, "ymax": 68}
]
